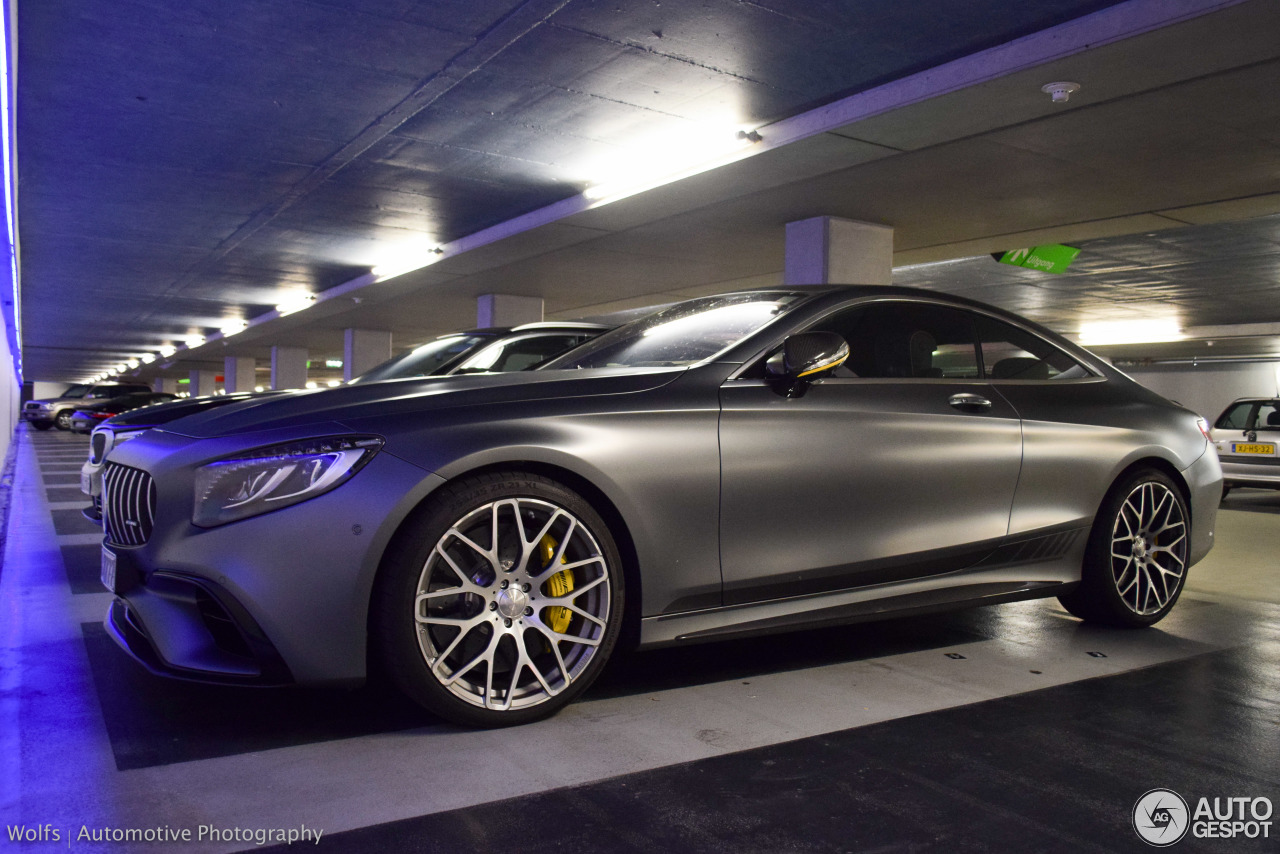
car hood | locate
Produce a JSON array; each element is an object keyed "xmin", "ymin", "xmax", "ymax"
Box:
[
  {"xmin": 105, "ymin": 391, "xmax": 290, "ymax": 428},
  {"xmin": 159, "ymin": 368, "xmax": 683, "ymax": 439}
]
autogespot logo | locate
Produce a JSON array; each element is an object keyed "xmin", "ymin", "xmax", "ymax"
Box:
[{"xmin": 1134, "ymin": 789, "xmax": 1190, "ymax": 846}]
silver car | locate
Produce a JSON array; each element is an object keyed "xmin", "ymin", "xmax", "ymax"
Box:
[
  {"xmin": 1211, "ymin": 397, "xmax": 1280, "ymax": 497},
  {"xmin": 100, "ymin": 287, "xmax": 1220, "ymax": 727}
]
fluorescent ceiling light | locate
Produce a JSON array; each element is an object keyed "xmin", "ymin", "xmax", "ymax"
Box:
[
  {"xmin": 140, "ymin": 354, "xmax": 155, "ymax": 364},
  {"xmin": 582, "ymin": 123, "xmax": 762, "ymax": 203},
  {"xmin": 326, "ymin": 380, "xmax": 341, "ymax": 387},
  {"xmin": 186, "ymin": 335, "xmax": 206, "ymax": 347},
  {"xmin": 275, "ymin": 294, "xmax": 317, "ymax": 316},
  {"xmin": 220, "ymin": 320, "xmax": 248, "ymax": 337},
  {"xmin": 158, "ymin": 345, "xmax": 177, "ymax": 358},
  {"xmin": 114, "ymin": 363, "xmax": 127, "ymax": 373},
  {"xmin": 371, "ymin": 242, "xmax": 443, "ymax": 283},
  {"xmin": 125, "ymin": 359, "xmax": 139, "ymax": 370},
  {"xmin": 1078, "ymin": 319, "xmax": 1185, "ymax": 346}
]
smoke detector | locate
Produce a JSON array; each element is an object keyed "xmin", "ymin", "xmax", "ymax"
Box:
[{"xmin": 1041, "ymin": 81, "xmax": 1081, "ymax": 103}]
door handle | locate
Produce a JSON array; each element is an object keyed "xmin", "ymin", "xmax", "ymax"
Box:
[{"xmin": 949, "ymin": 393, "xmax": 992, "ymax": 412}]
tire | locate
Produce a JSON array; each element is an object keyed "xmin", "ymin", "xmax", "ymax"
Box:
[
  {"xmin": 29, "ymin": 420, "xmax": 53, "ymax": 431},
  {"xmin": 374, "ymin": 471, "xmax": 624, "ymax": 727},
  {"xmin": 54, "ymin": 410, "xmax": 73, "ymax": 430},
  {"xmin": 1059, "ymin": 468, "xmax": 1189, "ymax": 627}
]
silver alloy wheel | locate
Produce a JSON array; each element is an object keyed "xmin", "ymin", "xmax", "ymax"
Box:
[
  {"xmin": 1110, "ymin": 481, "xmax": 1187, "ymax": 616},
  {"xmin": 413, "ymin": 497, "xmax": 611, "ymax": 711}
]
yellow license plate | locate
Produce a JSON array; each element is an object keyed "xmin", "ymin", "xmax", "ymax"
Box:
[{"xmin": 1232, "ymin": 443, "xmax": 1276, "ymax": 455}]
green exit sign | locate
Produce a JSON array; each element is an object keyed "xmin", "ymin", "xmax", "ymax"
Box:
[{"xmin": 993, "ymin": 244, "xmax": 1080, "ymax": 274}]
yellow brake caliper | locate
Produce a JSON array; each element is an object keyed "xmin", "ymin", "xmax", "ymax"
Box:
[{"xmin": 540, "ymin": 535, "xmax": 574, "ymax": 633}]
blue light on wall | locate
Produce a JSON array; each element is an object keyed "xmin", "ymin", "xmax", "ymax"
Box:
[{"xmin": 0, "ymin": 0, "xmax": 19, "ymax": 382}]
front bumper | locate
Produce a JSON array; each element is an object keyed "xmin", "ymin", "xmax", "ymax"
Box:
[
  {"xmin": 22, "ymin": 408, "xmax": 52, "ymax": 422},
  {"xmin": 105, "ymin": 567, "xmax": 292, "ymax": 685},
  {"xmin": 103, "ymin": 429, "xmax": 443, "ymax": 685}
]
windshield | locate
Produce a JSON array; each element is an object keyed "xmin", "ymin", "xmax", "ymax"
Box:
[
  {"xmin": 60, "ymin": 384, "xmax": 91, "ymax": 399},
  {"xmin": 542, "ymin": 292, "xmax": 805, "ymax": 370},
  {"xmin": 351, "ymin": 334, "xmax": 489, "ymax": 384},
  {"xmin": 454, "ymin": 332, "xmax": 599, "ymax": 374}
]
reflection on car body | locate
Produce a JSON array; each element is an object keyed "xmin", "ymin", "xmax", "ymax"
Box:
[
  {"xmin": 79, "ymin": 323, "xmax": 607, "ymax": 521},
  {"xmin": 99, "ymin": 286, "xmax": 1220, "ymax": 727}
]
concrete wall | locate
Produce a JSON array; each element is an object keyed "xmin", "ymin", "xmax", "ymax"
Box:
[{"xmin": 1122, "ymin": 362, "xmax": 1280, "ymax": 421}]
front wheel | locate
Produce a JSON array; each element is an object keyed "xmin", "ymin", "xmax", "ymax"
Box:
[
  {"xmin": 54, "ymin": 410, "xmax": 73, "ymax": 430},
  {"xmin": 1059, "ymin": 468, "xmax": 1189, "ymax": 627},
  {"xmin": 29, "ymin": 420, "xmax": 53, "ymax": 431},
  {"xmin": 374, "ymin": 471, "xmax": 624, "ymax": 727}
]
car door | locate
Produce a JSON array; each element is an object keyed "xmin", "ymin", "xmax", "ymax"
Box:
[{"xmin": 718, "ymin": 300, "xmax": 1023, "ymax": 606}]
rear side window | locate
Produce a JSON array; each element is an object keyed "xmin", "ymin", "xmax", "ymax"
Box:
[
  {"xmin": 809, "ymin": 302, "xmax": 980, "ymax": 379},
  {"xmin": 1216, "ymin": 402, "xmax": 1254, "ymax": 430},
  {"xmin": 1256, "ymin": 403, "xmax": 1280, "ymax": 432},
  {"xmin": 976, "ymin": 317, "xmax": 1088, "ymax": 380}
]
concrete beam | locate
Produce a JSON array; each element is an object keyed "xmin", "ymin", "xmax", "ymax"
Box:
[
  {"xmin": 343, "ymin": 329, "xmax": 392, "ymax": 382},
  {"xmin": 189, "ymin": 370, "xmax": 219, "ymax": 398},
  {"xmin": 784, "ymin": 217, "xmax": 893, "ymax": 286},
  {"xmin": 224, "ymin": 357, "xmax": 257, "ymax": 393},
  {"xmin": 271, "ymin": 346, "xmax": 308, "ymax": 390},
  {"xmin": 478, "ymin": 294, "xmax": 543, "ymax": 328}
]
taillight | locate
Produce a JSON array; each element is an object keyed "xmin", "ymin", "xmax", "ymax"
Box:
[{"xmin": 1196, "ymin": 417, "xmax": 1212, "ymax": 440}]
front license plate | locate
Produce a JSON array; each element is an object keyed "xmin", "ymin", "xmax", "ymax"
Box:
[
  {"xmin": 1232, "ymin": 443, "xmax": 1276, "ymax": 455},
  {"xmin": 101, "ymin": 547, "xmax": 117, "ymax": 593}
]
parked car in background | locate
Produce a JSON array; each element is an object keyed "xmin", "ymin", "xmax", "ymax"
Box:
[
  {"xmin": 1210, "ymin": 397, "xmax": 1280, "ymax": 497},
  {"xmin": 99, "ymin": 286, "xmax": 1219, "ymax": 727},
  {"xmin": 24, "ymin": 382, "xmax": 153, "ymax": 430},
  {"xmin": 68, "ymin": 392, "xmax": 179, "ymax": 433}
]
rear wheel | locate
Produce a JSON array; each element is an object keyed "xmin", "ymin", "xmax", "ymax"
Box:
[
  {"xmin": 1060, "ymin": 468, "xmax": 1189, "ymax": 627},
  {"xmin": 375, "ymin": 471, "xmax": 623, "ymax": 727}
]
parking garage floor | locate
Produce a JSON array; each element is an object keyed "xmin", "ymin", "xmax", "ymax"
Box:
[{"xmin": 2, "ymin": 425, "xmax": 1278, "ymax": 853}]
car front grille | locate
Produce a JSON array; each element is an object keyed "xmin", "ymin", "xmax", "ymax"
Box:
[
  {"xmin": 90, "ymin": 431, "xmax": 111, "ymax": 465},
  {"xmin": 102, "ymin": 462, "xmax": 156, "ymax": 547}
]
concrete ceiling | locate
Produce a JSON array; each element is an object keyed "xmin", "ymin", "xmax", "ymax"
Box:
[{"xmin": 17, "ymin": 0, "xmax": 1280, "ymax": 382}]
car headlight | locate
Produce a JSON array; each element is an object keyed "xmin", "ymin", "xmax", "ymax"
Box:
[{"xmin": 193, "ymin": 435, "xmax": 384, "ymax": 527}]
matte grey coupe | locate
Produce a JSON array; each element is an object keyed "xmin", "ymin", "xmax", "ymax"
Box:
[{"xmin": 100, "ymin": 286, "xmax": 1220, "ymax": 726}]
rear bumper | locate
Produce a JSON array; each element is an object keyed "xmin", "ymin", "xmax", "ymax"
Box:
[
  {"xmin": 1221, "ymin": 458, "xmax": 1280, "ymax": 489},
  {"xmin": 1184, "ymin": 447, "xmax": 1222, "ymax": 567}
]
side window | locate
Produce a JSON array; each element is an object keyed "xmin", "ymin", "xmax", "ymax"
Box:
[
  {"xmin": 809, "ymin": 302, "xmax": 980, "ymax": 379},
  {"xmin": 1216, "ymin": 403, "xmax": 1254, "ymax": 430},
  {"xmin": 977, "ymin": 317, "xmax": 1088, "ymax": 381},
  {"xmin": 1255, "ymin": 403, "xmax": 1280, "ymax": 432}
]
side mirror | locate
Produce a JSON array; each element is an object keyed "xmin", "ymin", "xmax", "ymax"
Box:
[{"xmin": 765, "ymin": 331, "xmax": 850, "ymax": 397}]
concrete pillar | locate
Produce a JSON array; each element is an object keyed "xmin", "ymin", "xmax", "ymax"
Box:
[
  {"xmin": 477, "ymin": 294, "xmax": 543, "ymax": 328},
  {"xmin": 343, "ymin": 329, "xmax": 392, "ymax": 382},
  {"xmin": 189, "ymin": 370, "xmax": 219, "ymax": 398},
  {"xmin": 224, "ymin": 356, "xmax": 257, "ymax": 393},
  {"xmin": 784, "ymin": 217, "xmax": 893, "ymax": 286},
  {"xmin": 153, "ymin": 378, "xmax": 179, "ymax": 395},
  {"xmin": 271, "ymin": 346, "xmax": 308, "ymax": 390}
]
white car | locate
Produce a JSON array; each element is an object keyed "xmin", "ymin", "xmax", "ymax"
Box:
[{"xmin": 1210, "ymin": 397, "xmax": 1280, "ymax": 497}]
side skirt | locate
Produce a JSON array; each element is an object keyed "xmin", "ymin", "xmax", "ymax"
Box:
[{"xmin": 638, "ymin": 566, "xmax": 1079, "ymax": 648}]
